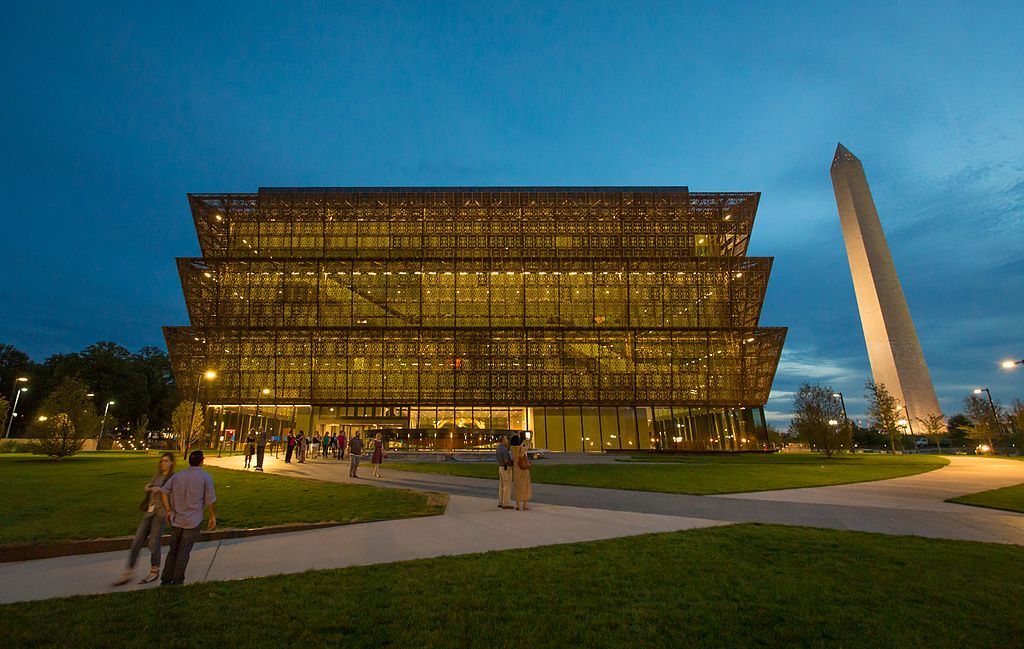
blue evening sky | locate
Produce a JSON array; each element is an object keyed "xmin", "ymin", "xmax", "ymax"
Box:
[{"xmin": 1, "ymin": 1, "xmax": 1021, "ymax": 425}]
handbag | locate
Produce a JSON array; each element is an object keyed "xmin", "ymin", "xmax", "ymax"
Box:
[
  {"xmin": 517, "ymin": 452, "xmax": 531, "ymax": 470},
  {"xmin": 138, "ymin": 492, "xmax": 151, "ymax": 513}
]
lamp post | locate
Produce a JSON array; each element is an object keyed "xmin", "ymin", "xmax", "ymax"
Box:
[
  {"xmin": 98, "ymin": 400, "xmax": 115, "ymax": 449},
  {"xmin": 255, "ymin": 387, "xmax": 270, "ymax": 455},
  {"xmin": 831, "ymin": 392, "xmax": 848, "ymax": 420},
  {"xmin": 186, "ymin": 370, "xmax": 216, "ymax": 454},
  {"xmin": 973, "ymin": 387, "xmax": 1004, "ymax": 454},
  {"xmin": 1000, "ymin": 359, "xmax": 1023, "ymax": 370},
  {"xmin": 832, "ymin": 392, "xmax": 850, "ymax": 451},
  {"xmin": 5, "ymin": 386, "xmax": 29, "ymax": 439}
]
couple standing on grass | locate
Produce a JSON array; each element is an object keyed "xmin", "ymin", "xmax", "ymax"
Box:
[
  {"xmin": 496, "ymin": 434, "xmax": 533, "ymax": 510},
  {"xmin": 113, "ymin": 449, "xmax": 217, "ymax": 587}
]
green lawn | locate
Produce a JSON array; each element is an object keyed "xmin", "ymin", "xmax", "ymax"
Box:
[
  {"xmin": 2, "ymin": 524, "xmax": 1021, "ymax": 649},
  {"xmin": 950, "ymin": 482, "xmax": 1024, "ymax": 514},
  {"xmin": 0, "ymin": 453, "xmax": 445, "ymax": 545},
  {"xmin": 388, "ymin": 453, "xmax": 948, "ymax": 495}
]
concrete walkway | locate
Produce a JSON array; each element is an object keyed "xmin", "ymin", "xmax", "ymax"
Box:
[
  {"xmin": 205, "ymin": 453, "xmax": 1024, "ymax": 545},
  {"xmin": 1, "ymin": 454, "xmax": 1021, "ymax": 604},
  {"xmin": 0, "ymin": 493, "xmax": 722, "ymax": 604}
]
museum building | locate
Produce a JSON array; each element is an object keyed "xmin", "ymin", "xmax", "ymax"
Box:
[{"xmin": 164, "ymin": 186, "xmax": 786, "ymax": 452}]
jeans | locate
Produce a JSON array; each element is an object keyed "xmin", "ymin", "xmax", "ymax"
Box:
[
  {"xmin": 161, "ymin": 525, "xmax": 202, "ymax": 585},
  {"xmin": 256, "ymin": 445, "xmax": 266, "ymax": 469},
  {"xmin": 127, "ymin": 514, "xmax": 165, "ymax": 569},
  {"xmin": 349, "ymin": 455, "xmax": 361, "ymax": 477}
]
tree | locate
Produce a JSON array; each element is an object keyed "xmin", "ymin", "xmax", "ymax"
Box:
[
  {"xmin": 0, "ymin": 395, "xmax": 9, "ymax": 437},
  {"xmin": 963, "ymin": 393, "xmax": 1003, "ymax": 449},
  {"xmin": 0, "ymin": 343, "xmax": 42, "ymax": 437},
  {"xmin": 135, "ymin": 414, "xmax": 150, "ymax": 442},
  {"xmin": 865, "ymin": 381, "xmax": 903, "ymax": 454},
  {"xmin": 1008, "ymin": 400, "xmax": 1024, "ymax": 454},
  {"xmin": 916, "ymin": 413, "xmax": 946, "ymax": 452},
  {"xmin": 790, "ymin": 383, "xmax": 846, "ymax": 457},
  {"xmin": 765, "ymin": 423, "xmax": 783, "ymax": 448},
  {"xmin": 30, "ymin": 377, "xmax": 99, "ymax": 459},
  {"xmin": 946, "ymin": 413, "xmax": 972, "ymax": 448},
  {"xmin": 172, "ymin": 400, "xmax": 204, "ymax": 453}
]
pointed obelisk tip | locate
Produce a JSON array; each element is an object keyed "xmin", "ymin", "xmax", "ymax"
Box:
[{"xmin": 831, "ymin": 142, "xmax": 859, "ymax": 168}]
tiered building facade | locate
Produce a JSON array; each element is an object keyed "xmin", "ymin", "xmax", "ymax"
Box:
[{"xmin": 165, "ymin": 186, "xmax": 785, "ymax": 452}]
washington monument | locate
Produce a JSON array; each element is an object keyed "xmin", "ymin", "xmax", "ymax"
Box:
[{"xmin": 830, "ymin": 143, "xmax": 942, "ymax": 424}]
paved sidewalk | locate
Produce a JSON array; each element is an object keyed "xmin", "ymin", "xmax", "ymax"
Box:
[
  {"xmin": 0, "ymin": 495, "xmax": 722, "ymax": 604},
  {"xmin": 2, "ymin": 454, "xmax": 1021, "ymax": 605},
  {"xmin": 204, "ymin": 453, "xmax": 1024, "ymax": 546}
]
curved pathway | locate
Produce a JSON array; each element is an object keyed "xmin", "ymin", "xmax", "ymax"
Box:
[
  {"xmin": 0, "ymin": 454, "xmax": 1020, "ymax": 604},
  {"xmin": 202, "ymin": 453, "xmax": 1024, "ymax": 545}
]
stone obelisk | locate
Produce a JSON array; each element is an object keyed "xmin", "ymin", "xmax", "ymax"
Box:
[{"xmin": 830, "ymin": 143, "xmax": 942, "ymax": 423}]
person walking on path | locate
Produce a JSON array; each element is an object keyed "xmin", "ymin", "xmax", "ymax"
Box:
[
  {"xmin": 244, "ymin": 431, "xmax": 255, "ymax": 469},
  {"xmin": 495, "ymin": 435, "xmax": 514, "ymax": 509},
  {"xmin": 311, "ymin": 433, "xmax": 320, "ymax": 459},
  {"xmin": 297, "ymin": 431, "xmax": 308, "ymax": 463},
  {"xmin": 337, "ymin": 432, "xmax": 346, "ymax": 460},
  {"xmin": 371, "ymin": 432, "xmax": 384, "ymax": 478},
  {"xmin": 113, "ymin": 452, "xmax": 175, "ymax": 586},
  {"xmin": 510, "ymin": 435, "xmax": 532, "ymax": 511},
  {"xmin": 254, "ymin": 429, "xmax": 268, "ymax": 471},
  {"xmin": 285, "ymin": 432, "xmax": 296, "ymax": 463},
  {"xmin": 348, "ymin": 433, "xmax": 365, "ymax": 478},
  {"xmin": 158, "ymin": 450, "xmax": 216, "ymax": 586}
]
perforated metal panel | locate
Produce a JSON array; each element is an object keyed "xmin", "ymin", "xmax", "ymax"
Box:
[{"xmin": 166, "ymin": 187, "xmax": 785, "ymax": 416}]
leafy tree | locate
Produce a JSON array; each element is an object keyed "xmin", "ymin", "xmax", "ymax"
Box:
[
  {"xmin": 1008, "ymin": 400, "xmax": 1024, "ymax": 454},
  {"xmin": 0, "ymin": 343, "xmax": 42, "ymax": 436},
  {"xmin": 172, "ymin": 400, "xmax": 204, "ymax": 453},
  {"xmin": 133, "ymin": 347, "xmax": 178, "ymax": 430},
  {"xmin": 915, "ymin": 413, "xmax": 946, "ymax": 452},
  {"xmin": 0, "ymin": 395, "xmax": 9, "ymax": 437},
  {"xmin": 765, "ymin": 423, "xmax": 784, "ymax": 447},
  {"xmin": 865, "ymin": 381, "xmax": 903, "ymax": 454},
  {"xmin": 135, "ymin": 414, "xmax": 150, "ymax": 442},
  {"xmin": 962, "ymin": 393, "xmax": 1002, "ymax": 449},
  {"xmin": 46, "ymin": 342, "xmax": 150, "ymax": 434},
  {"xmin": 30, "ymin": 377, "xmax": 99, "ymax": 459},
  {"xmin": 790, "ymin": 383, "xmax": 846, "ymax": 457},
  {"xmin": 945, "ymin": 413, "xmax": 972, "ymax": 448}
]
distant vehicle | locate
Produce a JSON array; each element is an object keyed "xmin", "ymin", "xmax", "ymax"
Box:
[
  {"xmin": 975, "ymin": 443, "xmax": 994, "ymax": 455},
  {"xmin": 914, "ymin": 437, "xmax": 931, "ymax": 448}
]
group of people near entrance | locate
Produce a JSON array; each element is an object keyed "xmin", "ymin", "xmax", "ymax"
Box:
[
  {"xmin": 113, "ymin": 449, "xmax": 216, "ymax": 587},
  {"xmin": 496, "ymin": 435, "xmax": 533, "ymax": 510},
  {"xmin": 240, "ymin": 429, "xmax": 384, "ymax": 478}
]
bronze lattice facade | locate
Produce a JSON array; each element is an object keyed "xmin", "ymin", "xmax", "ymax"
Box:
[{"xmin": 165, "ymin": 187, "xmax": 786, "ymax": 452}]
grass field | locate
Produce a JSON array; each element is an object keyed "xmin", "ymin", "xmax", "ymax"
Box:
[
  {"xmin": 388, "ymin": 453, "xmax": 947, "ymax": 495},
  {"xmin": 0, "ymin": 453, "xmax": 445, "ymax": 545},
  {"xmin": 950, "ymin": 482, "xmax": 1024, "ymax": 514},
  {"xmin": 1, "ymin": 524, "xmax": 1020, "ymax": 649}
]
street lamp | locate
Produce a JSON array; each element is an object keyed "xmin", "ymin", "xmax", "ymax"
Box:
[
  {"xmin": 831, "ymin": 392, "xmax": 848, "ymax": 420},
  {"xmin": 973, "ymin": 387, "xmax": 1003, "ymax": 453},
  {"xmin": 5, "ymin": 386, "xmax": 28, "ymax": 438},
  {"xmin": 255, "ymin": 387, "xmax": 271, "ymax": 430},
  {"xmin": 1002, "ymin": 359, "xmax": 1023, "ymax": 370},
  {"xmin": 98, "ymin": 400, "xmax": 115, "ymax": 449},
  {"xmin": 185, "ymin": 370, "xmax": 216, "ymax": 454}
]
